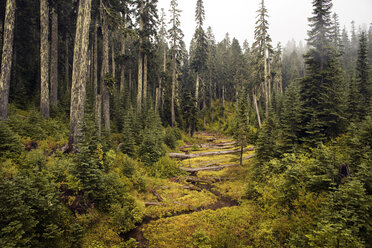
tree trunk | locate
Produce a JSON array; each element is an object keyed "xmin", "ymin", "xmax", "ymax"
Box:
[
  {"xmin": 171, "ymin": 56, "xmax": 176, "ymax": 127},
  {"xmin": 96, "ymin": 94, "xmax": 102, "ymax": 136},
  {"xmin": 40, "ymin": 0, "xmax": 50, "ymax": 118},
  {"xmin": 222, "ymin": 85, "xmax": 225, "ymax": 119},
  {"xmin": 50, "ymin": 7, "xmax": 58, "ymax": 106},
  {"xmin": 120, "ymin": 34, "xmax": 125, "ymax": 93},
  {"xmin": 240, "ymin": 144, "xmax": 243, "ymax": 166},
  {"xmin": 264, "ymin": 46, "xmax": 269, "ymax": 119},
  {"xmin": 101, "ymin": 0, "xmax": 110, "ymax": 133},
  {"xmin": 155, "ymin": 87, "xmax": 159, "ymax": 112},
  {"xmin": 0, "ymin": 0, "xmax": 15, "ymax": 121},
  {"xmin": 129, "ymin": 69, "xmax": 132, "ymax": 94},
  {"xmin": 69, "ymin": 0, "xmax": 92, "ymax": 147},
  {"xmin": 195, "ymin": 72, "xmax": 199, "ymax": 108},
  {"xmin": 137, "ymin": 0, "xmax": 143, "ymax": 111},
  {"xmin": 93, "ymin": 18, "xmax": 98, "ymax": 98},
  {"xmin": 111, "ymin": 39, "xmax": 115, "ymax": 79},
  {"xmin": 65, "ymin": 37, "xmax": 69, "ymax": 93},
  {"xmin": 143, "ymin": 53, "xmax": 148, "ymax": 103},
  {"xmin": 253, "ymin": 92, "xmax": 262, "ymax": 128},
  {"xmin": 137, "ymin": 52, "xmax": 143, "ymax": 110}
]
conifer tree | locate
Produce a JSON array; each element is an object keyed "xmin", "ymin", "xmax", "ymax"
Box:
[
  {"xmin": 300, "ymin": 0, "xmax": 346, "ymax": 147},
  {"xmin": 234, "ymin": 91, "xmax": 250, "ymax": 165},
  {"xmin": 191, "ymin": 0, "xmax": 207, "ymax": 109},
  {"xmin": 355, "ymin": 32, "xmax": 371, "ymax": 119},
  {"xmin": 252, "ymin": 0, "xmax": 272, "ymax": 119},
  {"xmin": 168, "ymin": 0, "xmax": 184, "ymax": 127}
]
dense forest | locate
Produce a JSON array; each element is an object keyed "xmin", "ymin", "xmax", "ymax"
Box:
[{"xmin": 0, "ymin": 0, "xmax": 371, "ymax": 247}]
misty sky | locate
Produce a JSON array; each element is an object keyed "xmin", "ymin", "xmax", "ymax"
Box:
[{"xmin": 157, "ymin": 0, "xmax": 372, "ymax": 48}]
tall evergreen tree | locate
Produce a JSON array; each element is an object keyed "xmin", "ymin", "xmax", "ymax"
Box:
[
  {"xmin": 252, "ymin": 0, "xmax": 272, "ymax": 119},
  {"xmin": 299, "ymin": 0, "xmax": 346, "ymax": 147},
  {"xmin": 168, "ymin": 0, "xmax": 183, "ymax": 127},
  {"xmin": 355, "ymin": 32, "xmax": 371, "ymax": 118},
  {"xmin": 191, "ymin": 0, "xmax": 207, "ymax": 109}
]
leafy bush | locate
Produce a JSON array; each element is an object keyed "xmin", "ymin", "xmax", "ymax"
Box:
[
  {"xmin": 150, "ymin": 156, "xmax": 183, "ymax": 178},
  {"xmin": 164, "ymin": 128, "xmax": 182, "ymax": 149},
  {"xmin": 0, "ymin": 122, "xmax": 23, "ymax": 160}
]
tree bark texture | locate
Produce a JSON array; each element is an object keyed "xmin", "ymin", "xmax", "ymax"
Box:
[
  {"xmin": 120, "ymin": 34, "xmax": 125, "ymax": 93},
  {"xmin": 0, "ymin": 0, "xmax": 15, "ymax": 121},
  {"xmin": 101, "ymin": 0, "xmax": 110, "ymax": 133},
  {"xmin": 137, "ymin": 0, "xmax": 144, "ymax": 111},
  {"xmin": 195, "ymin": 72, "xmax": 199, "ymax": 108},
  {"xmin": 143, "ymin": 53, "xmax": 148, "ymax": 102},
  {"xmin": 253, "ymin": 92, "xmax": 262, "ymax": 128},
  {"xmin": 40, "ymin": 0, "xmax": 50, "ymax": 118},
  {"xmin": 171, "ymin": 56, "xmax": 176, "ymax": 127},
  {"xmin": 50, "ymin": 7, "xmax": 58, "ymax": 105},
  {"xmin": 111, "ymin": 39, "xmax": 115, "ymax": 79},
  {"xmin": 69, "ymin": 0, "xmax": 92, "ymax": 147}
]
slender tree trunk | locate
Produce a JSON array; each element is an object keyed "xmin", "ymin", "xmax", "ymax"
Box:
[
  {"xmin": 93, "ymin": 18, "xmax": 98, "ymax": 98},
  {"xmin": 101, "ymin": 0, "xmax": 110, "ymax": 133},
  {"xmin": 69, "ymin": 0, "xmax": 92, "ymax": 147},
  {"xmin": 111, "ymin": 39, "xmax": 115, "ymax": 79},
  {"xmin": 129, "ymin": 69, "xmax": 132, "ymax": 94},
  {"xmin": 65, "ymin": 37, "xmax": 69, "ymax": 93},
  {"xmin": 143, "ymin": 53, "xmax": 148, "ymax": 103},
  {"xmin": 171, "ymin": 56, "xmax": 176, "ymax": 127},
  {"xmin": 96, "ymin": 94, "xmax": 102, "ymax": 135},
  {"xmin": 155, "ymin": 87, "xmax": 159, "ymax": 112},
  {"xmin": 50, "ymin": 7, "xmax": 58, "ymax": 106},
  {"xmin": 240, "ymin": 144, "xmax": 243, "ymax": 166},
  {"xmin": 264, "ymin": 46, "xmax": 269, "ymax": 119},
  {"xmin": 253, "ymin": 91, "xmax": 262, "ymax": 128},
  {"xmin": 137, "ymin": 0, "xmax": 144, "ymax": 111},
  {"xmin": 40, "ymin": 0, "xmax": 50, "ymax": 118},
  {"xmin": 137, "ymin": 52, "xmax": 143, "ymax": 110},
  {"xmin": 120, "ymin": 34, "xmax": 125, "ymax": 93},
  {"xmin": 0, "ymin": 0, "xmax": 15, "ymax": 121},
  {"xmin": 195, "ymin": 72, "xmax": 200, "ymax": 108},
  {"xmin": 222, "ymin": 85, "xmax": 225, "ymax": 119}
]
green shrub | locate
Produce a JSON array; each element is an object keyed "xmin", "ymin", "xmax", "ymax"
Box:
[
  {"xmin": 0, "ymin": 122, "xmax": 23, "ymax": 160},
  {"xmin": 150, "ymin": 156, "xmax": 183, "ymax": 178}
]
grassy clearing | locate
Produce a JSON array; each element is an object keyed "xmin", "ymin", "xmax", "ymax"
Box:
[{"xmin": 142, "ymin": 203, "xmax": 260, "ymax": 248}]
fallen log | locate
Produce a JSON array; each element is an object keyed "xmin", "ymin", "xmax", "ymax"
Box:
[
  {"xmin": 180, "ymin": 163, "xmax": 239, "ymax": 172},
  {"xmin": 169, "ymin": 148, "xmax": 255, "ymax": 159},
  {"xmin": 178, "ymin": 141, "xmax": 236, "ymax": 150},
  {"xmin": 185, "ymin": 177, "xmax": 234, "ymax": 183},
  {"xmin": 156, "ymin": 186, "xmax": 201, "ymax": 191},
  {"xmin": 150, "ymin": 187, "xmax": 164, "ymax": 202},
  {"xmin": 144, "ymin": 202, "xmax": 165, "ymax": 206}
]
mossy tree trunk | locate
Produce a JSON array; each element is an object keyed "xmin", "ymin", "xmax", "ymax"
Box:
[
  {"xmin": 40, "ymin": 0, "xmax": 50, "ymax": 118},
  {"xmin": 69, "ymin": 0, "xmax": 92, "ymax": 147},
  {"xmin": 137, "ymin": 0, "xmax": 144, "ymax": 112},
  {"xmin": 0, "ymin": 0, "xmax": 16, "ymax": 121},
  {"xmin": 120, "ymin": 34, "xmax": 125, "ymax": 93}
]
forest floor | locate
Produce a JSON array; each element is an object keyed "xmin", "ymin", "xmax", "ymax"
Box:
[{"xmin": 124, "ymin": 132, "xmax": 255, "ymax": 247}]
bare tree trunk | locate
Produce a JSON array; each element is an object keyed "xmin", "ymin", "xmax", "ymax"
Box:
[
  {"xmin": 264, "ymin": 46, "xmax": 269, "ymax": 119},
  {"xmin": 137, "ymin": 52, "xmax": 143, "ymax": 110},
  {"xmin": 143, "ymin": 53, "xmax": 148, "ymax": 103},
  {"xmin": 137, "ymin": 0, "xmax": 143, "ymax": 112},
  {"xmin": 93, "ymin": 18, "xmax": 98, "ymax": 98},
  {"xmin": 171, "ymin": 56, "xmax": 176, "ymax": 127},
  {"xmin": 129, "ymin": 69, "xmax": 132, "ymax": 93},
  {"xmin": 195, "ymin": 72, "xmax": 199, "ymax": 108},
  {"xmin": 120, "ymin": 34, "xmax": 125, "ymax": 93},
  {"xmin": 253, "ymin": 92, "xmax": 262, "ymax": 128},
  {"xmin": 50, "ymin": 7, "xmax": 58, "ymax": 105},
  {"xmin": 155, "ymin": 87, "xmax": 159, "ymax": 112},
  {"xmin": 40, "ymin": 0, "xmax": 50, "ymax": 118},
  {"xmin": 65, "ymin": 37, "xmax": 69, "ymax": 93},
  {"xmin": 111, "ymin": 39, "xmax": 115, "ymax": 79},
  {"xmin": 0, "ymin": 0, "xmax": 15, "ymax": 121},
  {"xmin": 69, "ymin": 0, "xmax": 92, "ymax": 147},
  {"xmin": 101, "ymin": 0, "xmax": 110, "ymax": 133},
  {"xmin": 222, "ymin": 85, "xmax": 225, "ymax": 119}
]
